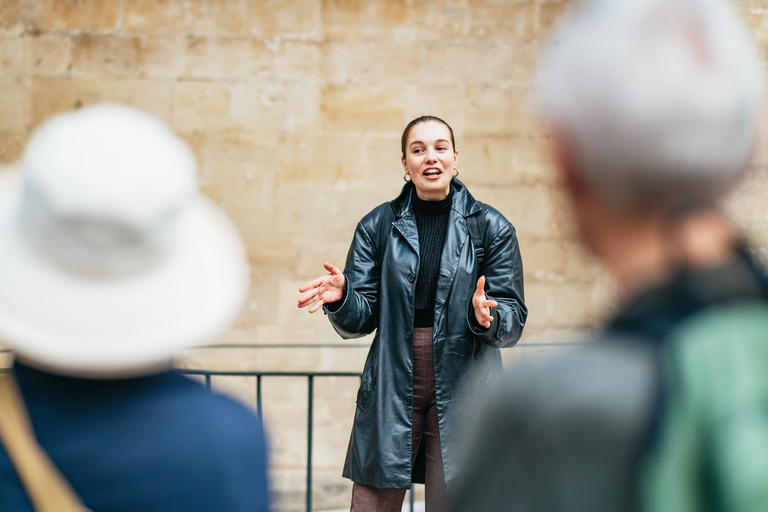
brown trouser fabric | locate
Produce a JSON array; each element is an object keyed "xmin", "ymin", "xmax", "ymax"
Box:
[{"xmin": 350, "ymin": 327, "xmax": 449, "ymax": 512}]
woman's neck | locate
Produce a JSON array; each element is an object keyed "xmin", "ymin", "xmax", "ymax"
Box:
[
  {"xmin": 413, "ymin": 187, "xmax": 453, "ymax": 212},
  {"xmin": 414, "ymin": 185, "xmax": 451, "ymax": 201}
]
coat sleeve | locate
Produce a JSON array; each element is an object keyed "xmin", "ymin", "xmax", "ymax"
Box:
[
  {"xmin": 468, "ymin": 218, "xmax": 527, "ymax": 348},
  {"xmin": 323, "ymin": 218, "xmax": 381, "ymax": 339}
]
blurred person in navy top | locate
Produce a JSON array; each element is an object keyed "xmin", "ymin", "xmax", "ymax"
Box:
[
  {"xmin": 1, "ymin": 365, "xmax": 269, "ymax": 511},
  {"xmin": 0, "ymin": 104, "xmax": 269, "ymax": 512}
]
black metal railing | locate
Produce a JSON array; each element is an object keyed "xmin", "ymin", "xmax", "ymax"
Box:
[
  {"xmin": 2, "ymin": 341, "xmax": 582, "ymax": 511},
  {"xmin": 178, "ymin": 369, "xmax": 417, "ymax": 512}
]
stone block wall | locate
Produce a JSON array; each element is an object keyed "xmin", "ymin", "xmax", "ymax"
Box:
[{"xmin": 3, "ymin": 1, "xmax": 768, "ymax": 510}]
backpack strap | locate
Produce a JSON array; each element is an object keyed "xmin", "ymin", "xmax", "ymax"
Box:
[
  {"xmin": 466, "ymin": 203, "xmax": 488, "ymax": 272},
  {"xmin": 0, "ymin": 372, "xmax": 87, "ymax": 512},
  {"xmin": 374, "ymin": 203, "xmax": 396, "ymax": 264}
]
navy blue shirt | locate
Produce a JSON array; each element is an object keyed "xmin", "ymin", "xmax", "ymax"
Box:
[{"xmin": 0, "ymin": 363, "xmax": 269, "ymax": 512}]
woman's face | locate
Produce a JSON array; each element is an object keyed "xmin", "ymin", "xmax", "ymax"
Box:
[{"xmin": 401, "ymin": 121, "xmax": 458, "ymax": 201}]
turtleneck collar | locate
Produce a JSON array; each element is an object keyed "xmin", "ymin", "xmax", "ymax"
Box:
[{"xmin": 412, "ymin": 186, "xmax": 454, "ymax": 214}]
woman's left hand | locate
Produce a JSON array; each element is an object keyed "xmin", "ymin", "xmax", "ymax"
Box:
[{"xmin": 472, "ymin": 276, "xmax": 498, "ymax": 329}]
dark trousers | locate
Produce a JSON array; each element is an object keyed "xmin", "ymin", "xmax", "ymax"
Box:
[{"xmin": 350, "ymin": 327, "xmax": 449, "ymax": 512}]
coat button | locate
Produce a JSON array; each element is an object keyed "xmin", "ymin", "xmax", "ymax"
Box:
[
  {"xmin": 405, "ymin": 331, "xmax": 412, "ymax": 340},
  {"xmin": 408, "ymin": 273, "xmax": 416, "ymax": 283},
  {"xmin": 403, "ymin": 396, "xmax": 412, "ymax": 406}
]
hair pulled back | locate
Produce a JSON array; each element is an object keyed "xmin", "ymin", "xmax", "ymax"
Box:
[{"xmin": 401, "ymin": 115, "xmax": 456, "ymax": 159}]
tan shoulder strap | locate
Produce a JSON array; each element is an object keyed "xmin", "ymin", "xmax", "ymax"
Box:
[{"xmin": 0, "ymin": 372, "xmax": 86, "ymax": 512}]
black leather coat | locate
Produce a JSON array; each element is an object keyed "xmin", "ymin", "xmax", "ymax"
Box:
[{"xmin": 326, "ymin": 179, "xmax": 527, "ymax": 490}]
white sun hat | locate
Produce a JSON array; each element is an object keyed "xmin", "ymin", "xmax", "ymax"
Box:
[{"xmin": 0, "ymin": 103, "xmax": 250, "ymax": 377}]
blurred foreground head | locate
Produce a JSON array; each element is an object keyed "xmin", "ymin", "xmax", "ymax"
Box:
[
  {"xmin": 0, "ymin": 104, "xmax": 250, "ymax": 377},
  {"xmin": 542, "ymin": 0, "xmax": 763, "ymax": 214}
]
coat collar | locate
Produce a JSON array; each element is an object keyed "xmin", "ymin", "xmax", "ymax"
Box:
[
  {"xmin": 390, "ymin": 178, "xmax": 483, "ymax": 219},
  {"xmin": 607, "ymin": 244, "xmax": 768, "ymax": 344}
]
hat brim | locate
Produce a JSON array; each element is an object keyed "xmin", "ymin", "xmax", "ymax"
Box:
[{"xmin": 0, "ymin": 172, "xmax": 250, "ymax": 377}]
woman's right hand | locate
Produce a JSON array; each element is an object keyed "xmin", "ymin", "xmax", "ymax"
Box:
[{"xmin": 297, "ymin": 262, "xmax": 346, "ymax": 313}]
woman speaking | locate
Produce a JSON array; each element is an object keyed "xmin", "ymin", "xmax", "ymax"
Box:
[{"xmin": 298, "ymin": 115, "xmax": 527, "ymax": 512}]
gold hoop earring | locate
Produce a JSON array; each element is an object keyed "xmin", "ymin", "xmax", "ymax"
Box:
[
  {"xmin": 404, "ymin": 173, "xmax": 411, "ymax": 182},
  {"xmin": 453, "ymin": 167, "xmax": 459, "ymax": 177}
]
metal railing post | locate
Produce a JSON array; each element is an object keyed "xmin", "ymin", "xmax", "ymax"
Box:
[
  {"xmin": 256, "ymin": 375, "xmax": 262, "ymax": 417},
  {"xmin": 307, "ymin": 375, "xmax": 314, "ymax": 512},
  {"xmin": 180, "ymin": 369, "xmax": 363, "ymax": 512},
  {"xmin": 410, "ymin": 483, "xmax": 415, "ymax": 512}
]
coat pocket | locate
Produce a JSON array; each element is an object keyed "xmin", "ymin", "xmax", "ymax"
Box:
[{"xmin": 356, "ymin": 346, "xmax": 378, "ymax": 410}]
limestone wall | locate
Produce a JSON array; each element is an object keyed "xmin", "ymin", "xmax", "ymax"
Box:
[{"xmin": 3, "ymin": 1, "xmax": 768, "ymax": 510}]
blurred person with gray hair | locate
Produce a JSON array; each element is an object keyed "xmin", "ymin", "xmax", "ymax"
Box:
[
  {"xmin": 448, "ymin": 0, "xmax": 768, "ymax": 511},
  {"xmin": 0, "ymin": 104, "xmax": 269, "ymax": 511}
]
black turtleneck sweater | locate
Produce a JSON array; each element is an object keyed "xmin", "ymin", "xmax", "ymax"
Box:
[{"xmin": 413, "ymin": 188, "xmax": 453, "ymax": 327}]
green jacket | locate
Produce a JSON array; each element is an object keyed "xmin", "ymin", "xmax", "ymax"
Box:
[{"xmin": 642, "ymin": 303, "xmax": 768, "ymax": 512}]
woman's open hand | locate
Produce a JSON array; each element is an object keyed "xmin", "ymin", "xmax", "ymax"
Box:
[
  {"xmin": 472, "ymin": 276, "xmax": 498, "ymax": 329},
  {"xmin": 298, "ymin": 262, "xmax": 345, "ymax": 313}
]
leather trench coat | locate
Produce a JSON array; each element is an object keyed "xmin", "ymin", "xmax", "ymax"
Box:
[{"xmin": 325, "ymin": 178, "xmax": 527, "ymax": 490}]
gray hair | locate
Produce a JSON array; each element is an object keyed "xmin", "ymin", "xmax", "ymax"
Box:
[{"xmin": 541, "ymin": 0, "xmax": 764, "ymax": 213}]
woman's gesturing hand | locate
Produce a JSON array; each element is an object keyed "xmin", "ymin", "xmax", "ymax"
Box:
[
  {"xmin": 472, "ymin": 276, "xmax": 498, "ymax": 329},
  {"xmin": 298, "ymin": 262, "xmax": 346, "ymax": 313}
]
